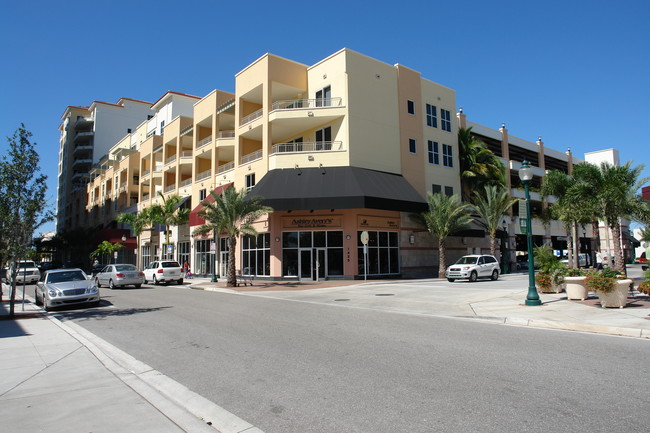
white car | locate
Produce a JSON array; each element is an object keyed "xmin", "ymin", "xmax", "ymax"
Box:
[
  {"xmin": 143, "ymin": 260, "xmax": 183, "ymax": 285},
  {"xmin": 445, "ymin": 255, "xmax": 500, "ymax": 282},
  {"xmin": 13, "ymin": 260, "xmax": 41, "ymax": 284}
]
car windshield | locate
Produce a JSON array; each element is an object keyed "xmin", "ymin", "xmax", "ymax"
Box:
[
  {"xmin": 455, "ymin": 256, "xmax": 479, "ymax": 265},
  {"xmin": 161, "ymin": 262, "xmax": 180, "ymax": 268},
  {"xmin": 19, "ymin": 262, "xmax": 36, "ymax": 268},
  {"xmin": 115, "ymin": 265, "xmax": 136, "ymax": 272},
  {"xmin": 46, "ymin": 271, "xmax": 87, "ymax": 283}
]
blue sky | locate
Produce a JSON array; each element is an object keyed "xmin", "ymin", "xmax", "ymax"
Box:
[{"xmin": 2, "ymin": 0, "xmax": 648, "ymax": 234}]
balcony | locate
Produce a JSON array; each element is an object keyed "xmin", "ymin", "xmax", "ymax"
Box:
[
  {"xmin": 271, "ymin": 97, "xmax": 342, "ymax": 111},
  {"xmin": 218, "ymin": 130, "xmax": 235, "ymax": 138},
  {"xmin": 241, "ymin": 108, "xmax": 263, "ymax": 126},
  {"xmin": 241, "ymin": 149, "xmax": 263, "ymax": 165},
  {"xmin": 142, "ymin": 194, "xmax": 150, "ymax": 202},
  {"xmin": 268, "ymin": 98, "xmax": 346, "ymax": 141},
  {"xmin": 74, "ymin": 116, "xmax": 93, "ymax": 128},
  {"xmin": 180, "ymin": 125, "xmax": 194, "ymax": 136},
  {"xmin": 217, "ymin": 162, "xmax": 234, "ymax": 174},
  {"xmin": 164, "ymin": 184, "xmax": 176, "ymax": 194},
  {"xmin": 72, "ymin": 143, "xmax": 93, "ymax": 157},
  {"xmin": 196, "ymin": 136, "xmax": 212, "ymax": 149},
  {"xmin": 165, "ymin": 154, "xmax": 177, "ymax": 165},
  {"xmin": 73, "ymin": 131, "xmax": 94, "ymax": 144},
  {"xmin": 196, "ymin": 169, "xmax": 211, "ymax": 181},
  {"xmin": 271, "ymin": 141, "xmax": 343, "ymax": 154},
  {"xmin": 179, "ymin": 178, "xmax": 192, "ymax": 188},
  {"xmin": 72, "ymin": 158, "xmax": 93, "ymax": 168},
  {"xmin": 141, "ymin": 169, "xmax": 151, "ymax": 178}
]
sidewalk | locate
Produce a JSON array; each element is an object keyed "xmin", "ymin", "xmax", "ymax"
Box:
[{"xmin": 0, "ymin": 296, "xmax": 261, "ymax": 433}]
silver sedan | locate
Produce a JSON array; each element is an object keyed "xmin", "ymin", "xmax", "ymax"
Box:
[
  {"xmin": 95, "ymin": 264, "xmax": 144, "ymax": 289},
  {"xmin": 35, "ymin": 268, "xmax": 100, "ymax": 311}
]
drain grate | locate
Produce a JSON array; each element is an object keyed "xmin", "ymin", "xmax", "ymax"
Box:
[{"xmin": 375, "ymin": 293, "xmax": 394, "ymax": 296}]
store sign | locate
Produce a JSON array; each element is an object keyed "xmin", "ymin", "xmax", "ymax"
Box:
[
  {"xmin": 282, "ymin": 216, "xmax": 342, "ymax": 229},
  {"xmin": 357, "ymin": 216, "xmax": 400, "ymax": 230}
]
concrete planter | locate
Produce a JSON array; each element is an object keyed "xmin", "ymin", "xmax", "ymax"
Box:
[
  {"xmin": 596, "ymin": 279, "xmax": 632, "ymax": 308},
  {"xmin": 565, "ymin": 276, "xmax": 589, "ymax": 300}
]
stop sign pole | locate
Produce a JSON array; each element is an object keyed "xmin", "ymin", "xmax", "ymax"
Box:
[{"xmin": 360, "ymin": 231, "xmax": 369, "ymax": 281}]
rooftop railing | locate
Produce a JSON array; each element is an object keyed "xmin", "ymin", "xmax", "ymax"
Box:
[{"xmin": 271, "ymin": 141, "xmax": 342, "ymax": 154}]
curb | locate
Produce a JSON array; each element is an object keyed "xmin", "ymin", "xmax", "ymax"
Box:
[
  {"xmin": 501, "ymin": 316, "xmax": 650, "ymax": 338},
  {"xmin": 31, "ymin": 299, "xmax": 265, "ymax": 433}
]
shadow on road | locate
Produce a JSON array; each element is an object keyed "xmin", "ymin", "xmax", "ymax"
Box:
[{"xmin": 51, "ymin": 301, "xmax": 172, "ymax": 321}]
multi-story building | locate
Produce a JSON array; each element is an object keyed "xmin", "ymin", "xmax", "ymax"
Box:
[
  {"xmin": 57, "ymin": 98, "xmax": 154, "ymax": 233},
  {"xmin": 80, "ymin": 48, "xmax": 614, "ymax": 280}
]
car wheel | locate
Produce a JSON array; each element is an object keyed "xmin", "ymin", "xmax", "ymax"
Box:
[
  {"xmin": 43, "ymin": 300, "xmax": 49, "ymax": 312},
  {"xmin": 95, "ymin": 278, "xmax": 101, "ymax": 288},
  {"xmin": 153, "ymin": 275, "xmax": 159, "ymax": 285},
  {"xmin": 177, "ymin": 279, "xmax": 183, "ymax": 285},
  {"xmin": 447, "ymin": 278, "xmax": 455, "ymax": 283},
  {"xmin": 134, "ymin": 284, "xmax": 141, "ymax": 289},
  {"xmin": 34, "ymin": 289, "xmax": 41, "ymax": 306},
  {"xmin": 109, "ymin": 279, "xmax": 115, "ymax": 290},
  {"xmin": 469, "ymin": 271, "xmax": 478, "ymax": 282},
  {"xmin": 491, "ymin": 270, "xmax": 499, "ymax": 281}
]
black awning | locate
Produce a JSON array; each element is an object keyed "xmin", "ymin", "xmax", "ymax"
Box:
[
  {"xmin": 247, "ymin": 166, "xmax": 427, "ymax": 212},
  {"xmin": 630, "ymin": 236, "xmax": 641, "ymax": 248}
]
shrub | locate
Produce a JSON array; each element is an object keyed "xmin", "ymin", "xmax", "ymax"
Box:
[
  {"xmin": 535, "ymin": 271, "xmax": 553, "ymax": 292},
  {"xmin": 585, "ymin": 270, "xmax": 617, "ymax": 293},
  {"xmin": 534, "ymin": 245, "xmax": 559, "ymax": 273},
  {"xmin": 565, "ymin": 268, "xmax": 586, "ymax": 277},
  {"xmin": 639, "ymin": 281, "xmax": 650, "ymax": 295}
]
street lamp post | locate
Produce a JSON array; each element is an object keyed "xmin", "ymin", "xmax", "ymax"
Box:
[
  {"xmin": 501, "ymin": 219, "xmax": 509, "ymax": 275},
  {"xmin": 518, "ymin": 160, "xmax": 541, "ymax": 306},
  {"xmin": 121, "ymin": 235, "xmax": 127, "ymax": 263},
  {"xmin": 211, "ymin": 231, "xmax": 218, "ymax": 282}
]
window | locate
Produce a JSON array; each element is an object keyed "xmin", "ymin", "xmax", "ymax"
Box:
[
  {"xmin": 315, "ymin": 127, "xmax": 331, "ymax": 150},
  {"xmin": 407, "ymin": 100, "xmax": 415, "ymax": 115},
  {"xmin": 444, "ymin": 186, "xmax": 453, "ymax": 197},
  {"xmin": 357, "ymin": 231, "xmax": 399, "ymax": 275},
  {"xmin": 199, "ymin": 188, "xmax": 206, "ymax": 201},
  {"xmin": 287, "ymin": 137, "xmax": 304, "ymax": 151},
  {"xmin": 426, "ymin": 104, "xmax": 437, "ymax": 128},
  {"xmin": 242, "ymin": 233, "xmax": 271, "ymax": 276},
  {"xmin": 432, "ymin": 184, "xmax": 442, "ymax": 194},
  {"xmin": 316, "ymin": 86, "xmax": 331, "ymax": 107},
  {"xmin": 160, "ymin": 120, "xmax": 165, "ymax": 134},
  {"xmin": 441, "ymin": 109, "xmax": 451, "ymax": 132},
  {"xmin": 427, "ymin": 140, "xmax": 439, "ymax": 164},
  {"xmin": 245, "ymin": 173, "xmax": 256, "ymax": 191},
  {"xmin": 443, "ymin": 144, "xmax": 453, "ymax": 167},
  {"xmin": 409, "ymin": 139, "xmax": 416, "ymax": 154}
]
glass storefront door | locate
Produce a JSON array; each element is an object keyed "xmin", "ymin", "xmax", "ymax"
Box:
[
  {"xmin": 299, "ymin": 249, "xmax": 312, "ymax": 280},
  {"xmin": 315, "ymin": 248, "xmax": 326, "ymax": 281}
]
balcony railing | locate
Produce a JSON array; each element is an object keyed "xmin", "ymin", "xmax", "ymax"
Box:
[
  {"xmin": 217, "ymin": 162, "xmax": 234, "ymax": 174},
  {"xmin": 180, "ymin": 125, "xmax": 194, "ymax": 136},
  {"xmin": 164, "ymin": 184, "xmax": 176, "ymax": 193},
  {"xmin": 165, "ymin": 155, "xmax": 177, "ymax": 165},
  {"xmin": 180, "ymin": 178, "xmax": 192, "ymax": 188},
  {"xmin": 181, "ymin": 150, "xmax": 193, "ymax": 158},
  {"xmin": 271, "ymin": 97, "xmax": 342, "ymax": 111},
  {"xmin": 196, "ymin": 169, "xmax": 211, "ymax": 181},
  {"xmin": 197, "ymin": 136, "xmax": 212, "ymax": 149},
  {"xmin": 141, "ymin": 169, "xmax": 151, "ymax": 177},
  {"xmin": 218, "ymin": 130, "xmax": 235, "ymax": 139},
  {"xmin": 154, "ymin": 164, "xmax": 163, "ymax": 173},
  {"xmin": 271, "ymin": 141, "xmax": 342, "ymax": 154},
  {"xmin": 142, "ymin": 194, "xmax": 150, "ymax": 202},
  {"xmin": 241, "ymin": 108, "xmax": 263, "ymax": 126},
  {"xmin": 241, "ymin": 149, "xmax": 263, "ymax": 165}
]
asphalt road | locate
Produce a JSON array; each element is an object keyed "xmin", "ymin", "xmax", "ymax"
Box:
[{"xmin": 25, "ymin": 282, "xmax": 650, "ymax": 433}]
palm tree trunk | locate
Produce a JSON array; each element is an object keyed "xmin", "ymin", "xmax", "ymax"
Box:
[
  {"xmin": 438, "ymin": 239, "xmax": 447, "ymax": 278},
  {"xmin": 227, "ymin": 235, "xmax": 237, "ymax": 287},
  {"xmin": 573, "ymin": 221, "xmax": 581, "ymax": 267},
  {"xmin": 489, "ymin": 235, "xmax": 497, "ymax": 258},
  {"xmin": 565, "ymin": 222, "xmax": 574, "ymax": 268},
  {"xmin": 610, "ymin": 222, "xmax": 625, "ymax": 274}
]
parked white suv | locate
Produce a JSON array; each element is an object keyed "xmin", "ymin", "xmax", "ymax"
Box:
[
  {"xmin": 445, "ymin": 255, "xmax": 500, "ymax": 282},
  {"xmin": 143, "ymin": 260, "xmax": 183, "ymax": 285},
  {"xmin": 13, "ymin": 260, "xmax": 41, "ymax": 284}
]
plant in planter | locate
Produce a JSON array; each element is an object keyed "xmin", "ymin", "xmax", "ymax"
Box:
[
  {"xmin": 638, "ymin": 269, "xmax": 650, "ymax": 295},
  {"xmin": 586, "ymin": 268, "xmax": 631, "ymax": 308},
  {"xmin": 535, "ymin": 271, "xmax": 554, "ymax": 293},
  {"xmin": 564, "ymin": 267, "xmax": 589, "ymax": 300},
  {"xmin": 533, "ymin": 246, "xmax": 565, "ymax": 293}
]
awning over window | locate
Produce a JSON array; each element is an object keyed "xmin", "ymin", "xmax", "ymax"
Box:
[
  {"xmin": 246, "ymin": 166, "xmax": 427, "ymax": 212},
  {"xmin": 189, "ymin": 183, "xmax": 233, "ymax": 227}
]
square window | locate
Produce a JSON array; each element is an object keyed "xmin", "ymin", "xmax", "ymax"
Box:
[
  {"xmin": 407, "ymin": 100, "xmax": 415, "ymax": 115},
  {"xmin": 409, "ymin": 138, "xmax": 416, "ymax": 154},
  {"xmin": 432, "ymin": 184, "xmax": 442, "ymax": 194},
  {"xmin": 245, "ymin": 173, "xmax": 256, "ymax": 191},
  {"xmin": 444, "ymin": 186, "xmax": 453, "ymax": 196}
]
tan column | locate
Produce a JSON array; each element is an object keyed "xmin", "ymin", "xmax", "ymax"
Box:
[{"xmin": 457, "ymin": 107, "xmax": 467, "ymax": 129}]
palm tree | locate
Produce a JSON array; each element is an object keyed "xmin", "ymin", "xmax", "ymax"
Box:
[
  {"xmin": 116, "ymin": 206, "xmax": 155, "ymax": 237},
  {"xmin": 415, "ymin": 192, "xmax": 473, "ymax": 278},
  {"xmin": 148, "ymin": 193, "xmax": 190, "ymax": 259},
  {"xmin": 196, "ymin": 186, "xmax": 272, "ymax": 287},
  {"xmin": 458, "ymin": 127, "xmax": 505, "ymax": 202},
  {"xmin": 471, "ymin": 185, "xmax": 518, "ymax": 258}
]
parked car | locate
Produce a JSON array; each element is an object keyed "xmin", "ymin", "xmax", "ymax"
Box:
[
  {"xmin": 95, "ymin": 264, "xmax": 144, "ymax": 289},
  {"xmin": 13, "ymin": 260, "xmax": 41, "ymax": 284},
  {"xmin": 445, "ymin": 255, "xmax": 500, "ymax": 282},
  {"xmin": 34, "ymin": 268, "xmax": 100, "ymax": 311},
  {"xmin": 143, "ymin": 260, "xmax": 183, "ymax": 285}
]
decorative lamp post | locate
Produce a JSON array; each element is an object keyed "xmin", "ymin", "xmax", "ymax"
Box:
[
  {"xmin": 518, "ymin": 160, "xmax": 541, "ymax": 306},
  {"xmin": 501, "ymin": 219, "xmax": 509, "ymax": 275},
  {"xmin": 121, "ymin": 235, "xmax": 127, "ymax": 263},
  {"xmin": 211, "ymin": 231, "xmax": 218, "ymax": 282}
]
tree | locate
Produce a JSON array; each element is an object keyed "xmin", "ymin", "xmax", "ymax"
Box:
[
  {"xmin": 471, "ymin": 185, "xmax": 518, "ymax": 258},
  {"xmin": 90, "ymin": 240, "xmax": 124, "ymax": 264},
  {"xmin": 196, "ymin": 186, "xmax": 272, "ymax": 287},
  {"xmin": 0, "ymin": 125, "xmax": 53, "ymax": 316},
  {"xmin": 458, "ymin": 127, "xmax": 505, "ymax": 202},
  {"xmin": 149, "ymin": 193, "xmax": 190, "ymax": 259},
  {"xmin": 116, "ymin": 206, "xmax": 154, "ymax": 237},
  {"xmin": 414, "ymin": 192, "xmax": 473, "ymax": 278}
]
